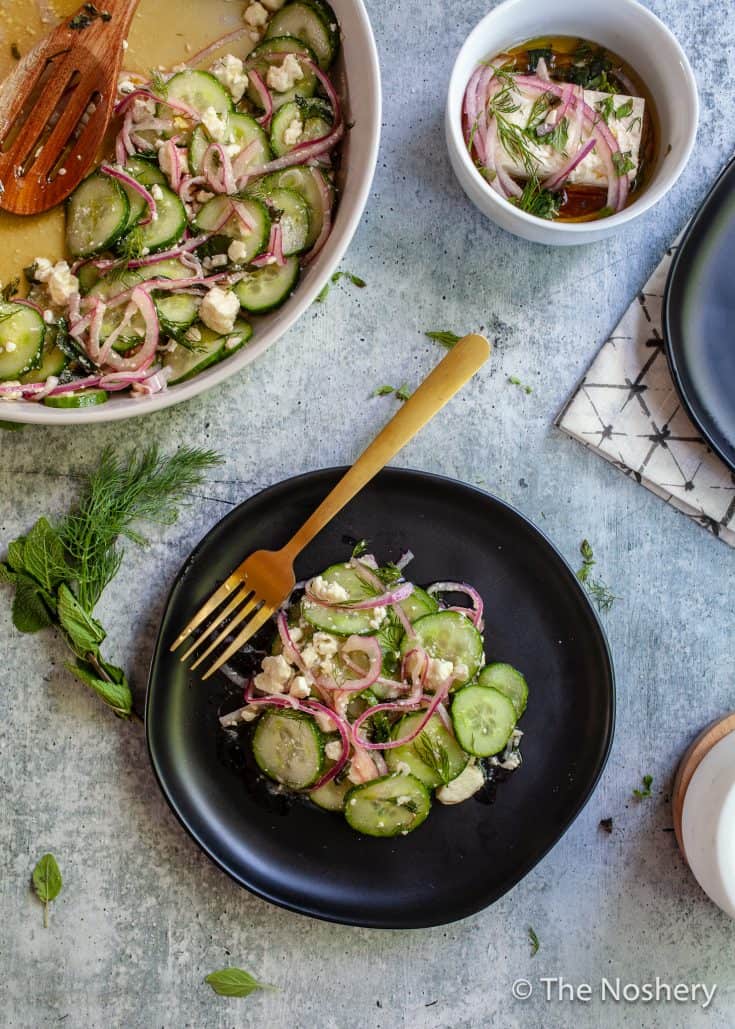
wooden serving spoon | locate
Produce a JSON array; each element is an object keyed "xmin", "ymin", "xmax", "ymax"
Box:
[{"xmin": 0, "ymin": 0, "xmax": 140, "ymax": 216}]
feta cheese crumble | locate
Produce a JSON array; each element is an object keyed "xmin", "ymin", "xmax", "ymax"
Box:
[
  {"xmin": 34, "ymin": 259, "xmax": 79, "ymax": 306},
  {"xmin": 227, "ymin": 240, "xmax": 250, "ymax": 264},
  {"xmin": 266, "ymin": 53, "xmax": 304, "ymax": 93},
  {"xmin": 310, "ymin": 575, "xmax": 349, "ymax": 604},
  {"xmin": 436, "ymin": 763, "xmax": 485, "ymax": 805},
  {"xmin": 199, "ymin": 287, "xmax": 240, "ymax": 334},
  {"xmin": 201, "ymin": 106, "xmax": 229, "ymax": 143},
  {"xmin": 283, "ymin": 116, "xmax": 304, "ymax": 147},
  {"xmin": 243, "ymin": 1, "xmax": 269, "ymax": 28},
  {"xmin": 211, "ymin": 54, "xmax": 249, "ymax": 103},
  {"xmin": 325, "ymin": 740, "xmax": 343, "ymax": 761}
]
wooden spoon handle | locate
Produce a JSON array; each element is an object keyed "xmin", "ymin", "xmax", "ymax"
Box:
[{"xmin": 282, "ymin": 333, "xmax": 491, "ymax": 560}]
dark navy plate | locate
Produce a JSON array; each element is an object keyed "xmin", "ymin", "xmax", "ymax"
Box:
[
  {"xmin": 146, "ymin": 468, "xmax": 615, "ymax": 928},
  {"xmin": 664, "ymin": 157, "xmax": 735, "ymax": 472}
]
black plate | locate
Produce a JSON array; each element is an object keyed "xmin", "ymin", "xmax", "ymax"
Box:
[
  {"xmin": 146, "ymin": 468, "xmax": 614, "ymax": 928},
  {"xmin": 664, "ymin": 157, "xmax": 735, "ymax": 472}
]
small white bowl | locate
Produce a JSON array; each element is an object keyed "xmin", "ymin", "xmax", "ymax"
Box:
[
  {"xmin": 0, "ymin": 0, "xmax": 381, "ymax": 425},
  {"xmin": 445, "ymin": 0, "xmax": 698, "ymax": 245}
]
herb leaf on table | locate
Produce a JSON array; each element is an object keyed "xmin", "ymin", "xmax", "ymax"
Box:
[
  {"xmin": 205, "ymin": 968, "xmax": 275, "ymax": 998},
  {"xmin": 0, "ymin": 445, "xmax": 222, "ymax": 719},
  {"xmin": 633, "ymin": 774, "xmax": 653, "ymax": 800},
  {"xmin": 32, "ymin": 853, "xmax": 62, "ymax": 928},
  {"xmin": 576, "ymin": 539, "xmax": 617, "ymax": 613}
]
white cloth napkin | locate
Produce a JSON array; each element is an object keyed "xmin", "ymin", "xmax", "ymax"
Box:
[{"xmin": 557, "ymin": 236, "xmax": 735, "ymax": 547}]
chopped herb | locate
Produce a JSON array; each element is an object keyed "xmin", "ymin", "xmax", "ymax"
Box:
[
  {"xmin": 527, "ymin": 47, "xmax": 552, "ymax": 72},
  {"xmin": 577, "ymin": 540, "xmax": 617, "ymax": 612},
  {"xmin": 528, "ymin": 927, "xmax": 540, "ymax": 956},
  {"xmin": 615, "ymin": 99, "xmax": 634, "ymax": 119},
  {"xmin": 1, "ymin": 277, "xmax": 20, "ymax": 302},
  {"xmin": 425, "ymin": 330, "xmax": 461, "ymax": 349},
  {"xmin": 395, "ymin": 384, "xmax": 411, "ymax": 402},
  {"xmin": 514, "ymin": 179, "xmax": 561, "ymax": 221},
  {"xmin": 627, "ymin": 115, "xmax": 642, "ymax": 133},
  {"xmin": 525, "ymin": 92, "xmax": 553, "ymax": 134},
  {"xmin": 149, "ymin": 69, "xmax": 169, "ymax": 98},
  {"xmin": 116, "ymin": 225, "xmax": 147, "ymax": 263},
  {"xmin": 205, "ymin": 968, "xmax": 275, "ymax": 998},
  {"xmin": 0, "ymin": 446, "xmax": 222, "ymax": 719},
  {"xmin": 351, "ymin": 539, "xmax": 369, "ymax": 559},
  {"xmin": 611, "ymin": 150, "xmax": 635, "ymax": 177},
  {"xmin": 375, "ymin": 562, "xmax": 403, "ymax": 588},
  {"xmin": 599, "ymin": 817, "xmax": 613, "ymax": 834},
  {"xmin": 414, "ymin": 733, "xmax": 452, "ymax": 784},
  {"xmin": 371, "ymin": 385, "xmax": 396, "ymax": 397},
  {"xmin": 567, "ymin": 41, "xmax": 620, "ymax": 93},
  {"xmin": 508, "ymin": 375, "xmax": 533, "ymax": 394},
  {"xmin": 633, "ymin": 774, "xmax": 653, "ymax": 800},
  {"xmin": 315, "ymin": 270, "xmax": 366, "ymax": 304},
  {"xmin": 32, "ymin": 853, "xmax": 62, "ymax": 928},
  {"xmin": 10, "ymin": 42, "xmax": 21, "ymax": 60},
  {"xmin": 595, "ymin": 95, "xmax": 616, "ymax": 123}
]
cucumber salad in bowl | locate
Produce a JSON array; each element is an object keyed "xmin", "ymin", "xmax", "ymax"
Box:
[
  {"xmin": 0, "ymin": 0, "xmax": 342, "ymax": 409},
  {"xmin": 220, "ymin": 548, "xmax": 530, "ymax": 838}
]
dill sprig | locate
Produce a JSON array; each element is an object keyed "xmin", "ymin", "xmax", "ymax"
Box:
[
  {"xmin": 61, "ymin": 445, "xmax": 222, "ymax": 611},
  {"xmin": 576, "ymin": 539, "xmax": 618, "ymax": 613},
  {"xmin": 414, "ymin": 732, "xmax": 452, "ymax": 784}
]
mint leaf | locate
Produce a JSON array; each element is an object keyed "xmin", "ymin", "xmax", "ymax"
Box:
[
  {"xmin": 12, "ymin": 575, "xmax": 53, "ymax": 633},
  {"xmin": 0, "ymin": 562, "xmax": 17, "ymax": 585},
  {"xmin": 205, "ymin": 968, "xmax": 274, "ymax": 998},
  {"xmin": 23, "ymin": 518, "xmax": 69, "ymax": 592},
  {"xmin": 7, "ymin": 538, "xmax": 27, "ymax": 574},
  {"xmin": 66, "ymin": 659, "xmax": 132, "ymax": 718},
  {"xmin": 57, "ymin": 584, "xmax": 106, "ymax": 657},
  {"xmin": 32, "ymin": 852, "xmax": 62, "ymax": 928}
]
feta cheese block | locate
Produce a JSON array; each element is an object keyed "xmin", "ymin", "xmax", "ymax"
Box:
[{"xmin": 496, "ymin": 88, "xmax": 645, "ymax": 188}]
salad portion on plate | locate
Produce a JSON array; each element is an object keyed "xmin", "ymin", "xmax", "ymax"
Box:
[
  {"xmin": 219, "ymin": 547, "xmax": 529, "ymax": 838},
  {"xmin": 0, "ymin": 0, "xmax": 343, "ymax": 409}
]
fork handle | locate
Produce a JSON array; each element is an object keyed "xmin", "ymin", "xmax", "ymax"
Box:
[{"xmin": 282, "ymin": 333, "xmax": 491, "ymax": 561}]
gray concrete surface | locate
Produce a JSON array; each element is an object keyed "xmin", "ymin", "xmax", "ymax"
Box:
[{"xmin": 1, "ymin": 1, "xmax": 734, "ymax": 1026}]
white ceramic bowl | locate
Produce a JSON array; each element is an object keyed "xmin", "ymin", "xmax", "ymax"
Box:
[
  {"xmin": 2, "ymin": 0, "xmax": 381, "ymax": 425},
  {"xmin": 446, "ymin": 0, "xmax": 698, "ymax": 245},
  {"xmin": 682, "ymin": 730, "xmax": 735, "ymax": 920}
]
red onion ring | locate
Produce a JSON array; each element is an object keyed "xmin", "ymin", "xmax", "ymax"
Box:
[
  {"xmin": 427, "ymin": 581, "xmax": 484, "ymax": 628},
  {"xmin": 249, "ymin": 69, "xmax": 274, "ymax": 129},
  {"xmin": 351, "ymin": 683, "xmax": 451, "ymax": 751},
  {"xmin": 100, "ymin": 163, "xmax": 157, "ymax": 223},
  {"xmin": 338, "ymin": 636, "xmax": 382, "ymax": 692}
]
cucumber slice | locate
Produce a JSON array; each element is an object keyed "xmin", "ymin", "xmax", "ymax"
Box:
[
  {"xmin": 233, "ymin": 255, "xmax": 299, "ymax": 313},
  {"xmin": 154, "ymin": 292, "xmax": 199, "ymax": 336},
  {"xmin": 253, "ymin": 709, "xmax": 324, "ymax": 789},
  {"xmin": 451, "ymin": 685, "xmax": 517, "ymax": 758},
  {"xmin": 344, "ymin": 774, "xmax": 431, "ymax": 837},
  {"xmin": 20, "ymin": 342, "xmax": 67, "ymax": 383},
  {"xmin": 270, "ymin": 99, "xmax": 332, "ymax": 157},
  {"xmin": 66, "ymin": 173, "xmax": 130, "ymax": 258},
  {"xmin": 43, "ymin": 388, "xmax": 109, "ymax": 408},
  {"xmin": 120, "ymin": 182, "xmax": 148, "ymax": 234},
  {"xmin": 256, "ymin": 166, "xmax": 332, "ymax": 248},
  {"xmin": 400, "ymin": 585, "xmax": 439, "ymax": 623},
  {"xmin": 301, "ymin": 563, "xmax": 378, "ymax": 636},
  {"xmin": 478, "ymin": 663, "xmax": 529, "ymax": 718},
  {"xmin": 125, "ymin": 156, "xmax": 166, "ymax": 186},
  {"xmin": 194, "ymin": 196, "xmax": 270, "ymax": 261},
  {"xmin": 246, "ymin": 38, "xmax": 318, "ymax": 111},
  {"xmin": 400, "ymin": 611, "xmax": 484, "ymax": 687},
  {"xmin": 265, "ymin": 2, "xmax": 337, "ymax": 69},
  {"xmin": 77, "ymin": 263, "xmax": 101, "ymax": 294},
  {"xmin": 266, "ymin": 187, "xmax": 310, "ymax": 255},
  {"xmin": 0, "ymin": 303, "xmax": 45, "ymax": 379},
  {"xmin": 190, "ymin": 113, "xmax": 272, "ymax": 176},
  {"xmin": 132, "ymin": 185, "xmax": 187, "ymax": 254},
  {"xmin": 309, "ymin": 760, "xmax": 351, "ymax": 811},
  {"xmin": 301, "ymin": 0, "xmax": 340, "ymax": 54},
  {"xmin": 385, "ymin": 713, "xmax": 469, "ymax": 788},
  {"xmin": 163, "ymin": 318, "xmax": 253, "ymax": 385},
  {"xmin": 164, "ymin": 69, "xmax": 234, "ymax": 120}
]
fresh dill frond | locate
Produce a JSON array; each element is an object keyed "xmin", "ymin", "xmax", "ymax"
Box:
[
  {"xmin": 576, "ymin": 539, "xmax": 617, "ymax": 612},
  {"xmin": 60, "ymin": 445, "xmax": 223, "ymax": 611},
  {"xmin": 149, "ymin": 69, "xmax": 169, "ymax": 97},
  {"xmin": 351, "ymin": 539, "xmax": 369, "ymax": 559},
  {"xmin": 528, "ymin": 927, "xmax": 540, "ymax": 956},
  {"xmin": 413, "ymin": 732, "xmax": 452, "ymax": 784},
  {"xmin": 425, "ymin": 330, "xmax": 461, "ymax": 349},
  {"xmin": 514, "ymin": 179, "xmax": 561, "ymax": 220},
  {"xmin": 116, "ymin": 226, "xmax": 147, "ymax": 263},
  {"xmin": 612, "ymin": 151, "xmax": 635, "ymax": 176}
]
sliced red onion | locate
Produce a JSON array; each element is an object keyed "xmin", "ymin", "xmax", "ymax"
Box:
[
  {"xmin": 392, "ymin": 600, "xmax": 415, "ymax": 639},
  {"xmin": 249, "ymin": 69, "xmax": 274, "ymax": 128},
  {"xmin": 244, "ymin": 122, "xmax": 345, "ymax": 179},
  {"xmin": 401, "ymin": 646, "xmax": 429, "ymax": 690},
  {"xmin": 100, "ymin": 163, "xmax": 157, "ymax": 223},
  {"xmin": 351, "ymin": 683, "xmax": 450, "ymax": 751},
  {"xmin": 97, "ymin": 299, "xmax": 138, "ymax": 366},
  {"xmin": 101, "ymin": 287, "xmax": 159, "ymax": 372},
  {"xmin": 184, "ymin": 25, "xmax": 250, "ymax": 68},
  {"xmin": 542, "ymin": 136, "xmax": 596, "ymax": 191},
  {"xmin": 126, "ymin": 234, "xmax": 211, "ymax": 268},
  {"xmin": 115, "ymin": 88, "xmax": 199, "ymax": 122},
  {"xmin": 230, "ymin": 199, "xmax": 256, "ymax": 233},
  {"xmin": 232, "ymin": 140, "xmax": 258, "ymax": 180},
  {"xmin": 202, "ymin": 142, "xmax": 236, "ymax": 195},
  {"xmin": 306, "ymin": 580, "xmax": 413, "ymax": 611},
  {"xmin": 338, "ymin": 636, "xmax": 382, "ymax": 692},
  {"xmin": 427, "ymin": 581, "xmax": 484, "ymax": 628},
  {"xmin": 396, "ymin": 550, "xmax": 415, "ymax": 571}
]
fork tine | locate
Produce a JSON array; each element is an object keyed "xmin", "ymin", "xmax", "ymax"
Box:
[
  {"xmin": 202, "ymin": 604, "xmax": 276, "ymax": 681},
  {"xmin": 188, "ymin": 594, "xmax": 260, "ymax": 671},
  {"xmin": 179, "ymin": 585, "xmax": 254, "ymax": 663},
  {"xmin": 170, "ymin": 574, "xmax": 246, "ymax": 652}
]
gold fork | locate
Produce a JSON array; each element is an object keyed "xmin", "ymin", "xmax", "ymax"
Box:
[{"xmin": 171, "ymin": 333, "xmax": 491, "ymax": 680}]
